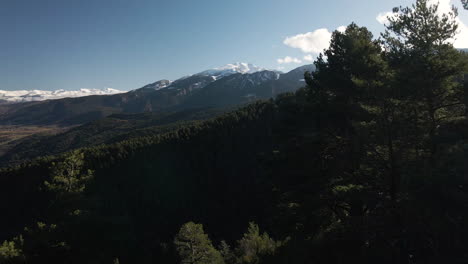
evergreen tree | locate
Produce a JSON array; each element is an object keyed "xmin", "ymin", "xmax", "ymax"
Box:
[
  {"xmin": 382, "ymin": 0, "xmax": 466, "ymax": 161},
  {"xmin": 0, "ymin": 237, "xmax": 24, "ymax": 264},
  {"xmin": 236, "ymin": 222, "xmax": 279, "ymax": 264},
  {"xmin": 45, "ymin": 150, "xmax": 93, "ymax": 196},
  {"xmin": 306, "ymin": 23, "xmax": 391, "ymax": 262},
  {"xmin": 174, "ymin": 222, "xmax": 224, "ymax": 264},
  {"xmin": 378, "ymin": 1, "xmax": 468, "ymax": 262},
  {"xmin": 1, "ymin": 1, "xmax": 468, "ymax": 262},
  {"xmin": 218, "ymin": 241, "xmax": 236, "ymax": 264}
]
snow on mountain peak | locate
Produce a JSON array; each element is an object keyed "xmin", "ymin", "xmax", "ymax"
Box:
[
  {"xmin": 0, "ymin": 88, "xmax": 125, "ymax": 104},
  {"xmin": 196, "ymin": 62, "xmax": 266, "ymax": 79},
  {"xmin": 215, "ymin": 62, "xmax": 265, "ymax": 74},
  {"xmin": 140, "ymin": 80, "xmax": 172, "ymax": 90}
]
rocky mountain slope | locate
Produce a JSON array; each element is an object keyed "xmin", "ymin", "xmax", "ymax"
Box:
[{"xmin": 0, "ymin": 64, "xmax": 314, "ymax": 126}]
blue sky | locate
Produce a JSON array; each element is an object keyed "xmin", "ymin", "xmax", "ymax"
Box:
[{"xmin": 1, "ymin": 0, "xmax": 467, "ymax": 91}]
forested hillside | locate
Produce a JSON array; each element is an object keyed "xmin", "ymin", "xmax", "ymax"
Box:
[
  {"xmin": 0, "ymin": 108, "xmax": 229, "ymax": 166},
  {"xmin": 1, "ymin": 1, "xmax": 468, "ymax": 263}
]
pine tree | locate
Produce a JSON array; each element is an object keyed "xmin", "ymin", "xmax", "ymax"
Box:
[
  {"xmin": 218, "ymin": 241, "xmax": 236, "ymax": 264},
  {"xmin": 236, "ymin": 222, "xmax": 279, "ymax": 264},
  {"xmin": 45, "ymin": 150, "xmax": 93, "ymax": 196},
  {"xmin": 174, "ymin": 222, "xmax": 224, "ymax": 264},
  {"xmin": 0, "ymin": 237, "xmax": 24, "ymax": 264},
  {"xmin": 382, "ymin": 0, "xmax": 467, "ymax": 162}
]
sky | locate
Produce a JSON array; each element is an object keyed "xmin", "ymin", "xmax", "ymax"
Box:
[{"xmin": 1, "ymin": 0, "xmax": 467, "ymax": 91}]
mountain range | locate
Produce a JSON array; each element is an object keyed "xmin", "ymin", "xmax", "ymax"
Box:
[
  {"xmin": 0, "ymin": 63, "xmax": 314, "ymax": 126},
  {"xmin": 0, "ymin": 88, "xmax": 124, "ymax": 104}
]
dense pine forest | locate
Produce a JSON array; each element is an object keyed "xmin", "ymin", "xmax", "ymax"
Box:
[{"xmin": 1, "ymin": 0, "xmax": 468, "ymax": 263}]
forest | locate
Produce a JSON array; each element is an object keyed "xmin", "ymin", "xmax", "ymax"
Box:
[{"xmin": 1, "ymin": 0, "xmax": 468, "ymax": 263}]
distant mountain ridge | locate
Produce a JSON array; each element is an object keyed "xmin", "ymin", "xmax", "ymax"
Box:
[
  {"xmin": 0, "ymin": 63, "xmax": 314, "ymax": 126},
  {"xmin": 0, "ymin": 63, "xmax": 268, "ymax": 103},
  {"xmin": 140, "ymin": 63, "xmax": 270, "ymax": 92},
  {"xmin": 0, "ymin": 88, "xmax": 124, "ymax": 104},
  {"xmin": 140, "ymin": 80, "xmax": 172, "ymax": 90}
]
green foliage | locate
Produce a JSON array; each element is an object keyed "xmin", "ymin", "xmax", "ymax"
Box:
[
  {"xmin": 0, "ymin": 237, "xmax": 24, "ymax": 263},
  {"xmin": 236, "ymin": 223, "xmax": 280, "ymax": 264},
  {"xmin": 0, "ymin": 108, "xmax": 227, "ymax": 166},
  {"xmin": 311, "ymin": 22, "xmax": 385, "ymax": 105},
  {"xmin": 21, "ymin": 222, "xmax": 68, "ymax": 256},
  {"xmin": 382, "ymin": 0, "xmax": 468, "ymax": 187},
  {"xmin": 0, "ymin": 222, "xmax": 69, "ymax": 264},
  {"xmin": 218, "ymin": 241, "xmax": 236, "ymax": 264},
  {"xmin": 44, "ymin": 150, "xmax": 93, "ymax": 196},
  {"xmin": 0, "ymin": 1, "xmax": 468, "ymax": 263},
  {"xmin": 174, "ymin": 222, "xmax": 281, "ymax": 264},
  {"xmin": 385, "ymin": 0, "xmax": 458, "ymax": 47},
  {"xmin": 174, "ymin": 222, "xmax": 224, "ymax": 264}
]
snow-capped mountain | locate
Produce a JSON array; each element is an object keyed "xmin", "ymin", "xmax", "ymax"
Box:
[
  {"xmin": 0, "ymin": 88, "xmax": 124, "ymax": 104},
  {"xmin": 139, "ymin": 80, "xmax": 172, "ymax": 90},
  {"xmin": 0, "ymin": 63, "xmax": 269, "ymax": 104},
  {"xmin": 196, "ymin": 63, "xmax": 267, "ymax": 80},
  {"xmin": 0, "ymin": 63, "xmax": 294, "ymax": 106},
  {"xmin": 138, "ymin": 63, "xmax": 267, "ymax": 92},
  {"xmin": 138, "ymin": 63, "xmax": 270, "ymax": 93},
  {"xmin": 0, "ymin": 64, "xmax": 313, "ymax": 126},
  {"xmin": 183, "ymin": 66, "xmax": 311, "ymax": 108}
]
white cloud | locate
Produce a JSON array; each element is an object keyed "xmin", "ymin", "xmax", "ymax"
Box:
[
  {"xmin": 283, "ymin": 26, "xmax": 347, "ymax": 54},
  {"xmin": 277, "ymin": 56, "xmax": 302, "ymax": 64},
  {"xmin": 376, "ymin": 11, "xmax": 396, "ymax": 25},
  {"xmin": 432, "ymin": 0, "xmax": 468, "ymax": 48},
  {"xmin": 283, "ymin": 28, "xmax": 332, "ymax": 54},
  {"xmin": 337, "ymin": 26, "xmax": 347, "ymax": 33},
  {"xmin": 454, "ymin": 23, "xmax": 468, "ymax": 48},
  {"xmin": 376, "ymin": 0, "xmax": 468, "ymax": 48},
  {"xmin": 428, "ymin": 0, "xmax": 453, "ymax": 14},
  {"xmin": 303, "ymin": 54, "xmax": 314, "ymax": 62}
]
